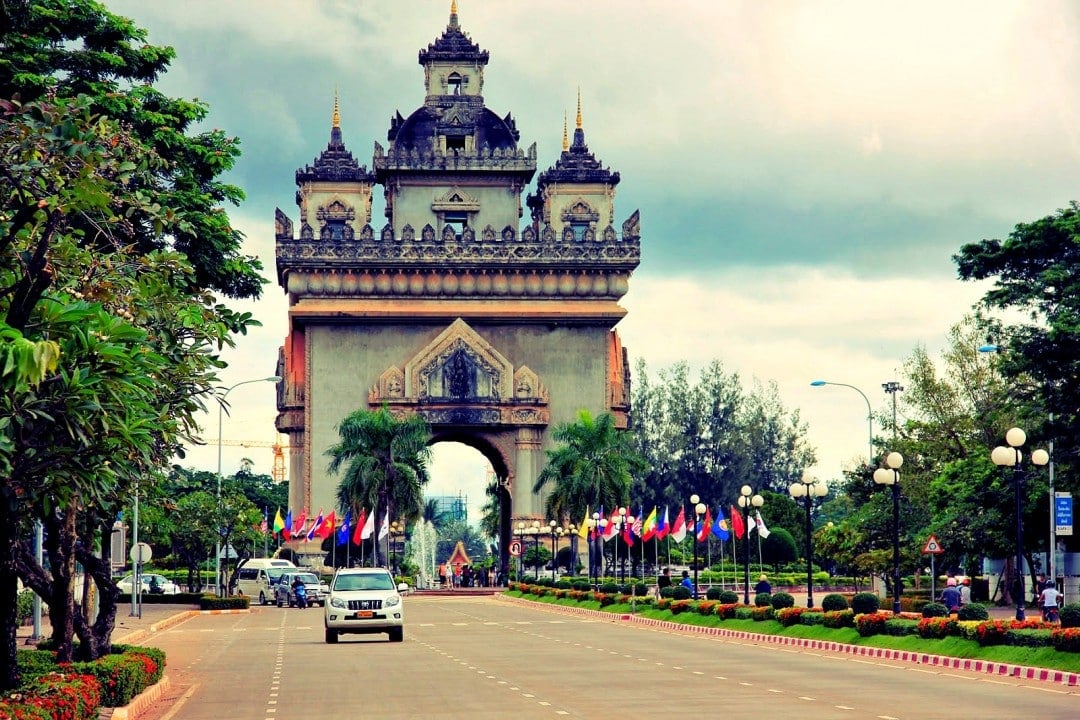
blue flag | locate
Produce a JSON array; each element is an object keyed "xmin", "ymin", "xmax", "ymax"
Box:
[
  {"xmin": 711, "ymin": 506, "xmax": 731, "ymax": 541},
  {"xmin": 337, "ymin": 511, "xmax": 352, "ymax": 544}
]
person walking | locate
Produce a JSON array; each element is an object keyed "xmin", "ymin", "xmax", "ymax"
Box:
[{"xmin": 938, "ymin": 577, "xmax": 960, "ymax": 614}]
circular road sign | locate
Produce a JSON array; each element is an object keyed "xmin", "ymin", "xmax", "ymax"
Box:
[
  {"xmin": 129, "ymin": 542, "xmax": 153, "ymax": 564},
  {"xmin": 509, "ymin": 539, "xmax": 523, "ymax": 557}
]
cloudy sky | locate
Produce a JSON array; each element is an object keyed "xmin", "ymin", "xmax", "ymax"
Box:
[{"xmin": 105, "ymin": 0, "xmax": 1080, "ymax": 518}]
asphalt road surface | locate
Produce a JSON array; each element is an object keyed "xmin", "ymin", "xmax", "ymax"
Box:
[{"xmin": 135, "ymin": 597, "xmax": 1078, "ymax": 720}]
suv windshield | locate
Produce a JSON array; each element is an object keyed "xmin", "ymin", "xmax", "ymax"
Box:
[
  {"xmin": 334, "ymin": 574, "xmax": 393, "ymax": 591},
  {"xmin": 267, "ymin": 569, "xmax": 287, "ymax": 582},
  {"xmin": 295, "ymin": 574, "xmax": 319, "ymax": 584}
]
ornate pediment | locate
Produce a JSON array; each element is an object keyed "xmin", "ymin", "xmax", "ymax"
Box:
[
  {"xmin": 406, "ymin": 319, "xmax": 513, "ymax": 401},
  {"xmin": 432, "ymin": 186, "xmax": 481, "ymax": 212},
  {"xmin": 561, "ymin": 198, "xmax": 599, "ymax": 224}
]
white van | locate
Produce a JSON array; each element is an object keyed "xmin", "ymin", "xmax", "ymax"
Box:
[{"xmin": 235, "ymin": 558, "xmax": 297, "ymax": 605}]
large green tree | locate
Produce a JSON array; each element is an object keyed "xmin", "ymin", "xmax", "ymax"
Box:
[
  {"xmin": 1, "ymin": 0, "xmax": 264, "ymax": 687},
  {"xmin": 327, "ymin": 406, "xmax": 432, "ymax": 567}
]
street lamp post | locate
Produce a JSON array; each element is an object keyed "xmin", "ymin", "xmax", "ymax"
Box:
[
  {"xmin": 737, "ymin": 485, "xmax": 764, "ymax": 604},
  {"xmin": 216, "ymin": 375, "xmax": 280, "ymax": 596},
  {"xmin": 873, "ymin": 452, "xmax": 904, "ymax": 614},
  {"xmin": 690, "ymin": 494, "xmax": 705, "ymax": 600},
  {"xmin": 789, "ymin": 473, "xmax": 828, "ymax": 608},
  {"xmin": 516, "ymin": 522, "xmax": 526, "ymax": 580},
  {"xmin": 531, "ymin": 520, "xmax": 540, "ymax": 579},
  {"xmin": 810, "ymin": 380, "xmax": 875, "ymax": 463},
  {"xmin": 991, "ymin": 428, "xmax": 1049, "ymax": 621},
  {"xmin": 614, "ymin": 508, "xmax": 627, "ymax": 582},
  {"xmin": 567, "ymin": 524, "xmax": 577, "ymax": 577},
  {"xmin": 549, "ymin": 520, "xmax": 559, "ymax": 581},
  {"xmin": 389, "ymin": 520, "xmax": 405, "ymax": 576}
]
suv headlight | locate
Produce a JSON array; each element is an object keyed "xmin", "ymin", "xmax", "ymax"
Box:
[
  {"xmin": 329, "ymin": 597, "xmax": 348, "ymax": 609},
  {"xmin": 384, "ymin": 595, "xmax": 400, "ymax": 608}
]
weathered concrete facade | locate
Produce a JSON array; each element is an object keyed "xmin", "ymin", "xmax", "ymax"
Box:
[{"xmin": 273, "ymin": 4, "xmax": 640, "ymax": 556}]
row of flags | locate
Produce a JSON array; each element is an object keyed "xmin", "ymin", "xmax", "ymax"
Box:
[
  {"xmin": 262, "ymin": 507, "xmax": 391, "ymax": 545},
  {"xmin": 575, "ymin": 504, "xmax": 771, "ymax": 546}
]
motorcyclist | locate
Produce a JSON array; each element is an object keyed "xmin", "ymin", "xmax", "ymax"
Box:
[{"xmin": 291, "ymin": 576, "xmax": 308, "ymax": 609}]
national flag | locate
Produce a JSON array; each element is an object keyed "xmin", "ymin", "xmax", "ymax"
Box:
[
  {"xmin": 747, "ymin": 512, "xmax": 757, "ymax": 535},
  {"xmin": 654, "ymin": 507, "xmax": 669, "ymax": 540},
  {"xmin": 591, "ymin": 505, "xmax": 604, "ymax": 540},
  {"xmin": 632, "ymin": 506, "xmax": 644, "ymax": 538},
  {"xmin": 730, "ymin": 505, "xmax": 745, "ymax": 539},
  {"xmin": 306, "ymin": 509, "xmax": 325, "ymax": 541},
  {"xmin": 622, "ymin": 509, "xmax": 639, "ymax": 547},
  {"xmin": 337, "ymin": 510, "xmax": 352, "ymax": 544},
  {"xmin": 272, "ymin": 508, "xmax": 285, "ymax": 536},
  {"xmin": 696, "ymin": 507, "xmax": 712, "ymax": 543},
  {"xmin": 641, "ymin": 507, "xmax": 658, "ymax": 542},
  {"xmin": 352, "ymin": 508, "xmax": 368, "ymax": 544},
  {"xmin": 602, "ymin": 511, "xmax": 619, "ymax": 541},
  {"xmin": 670, "ymin": 507, "xmax": 687, "ymax": 543},
  {"xmin": 260, "ymin": 510, "xmax": 268, "ymax": 535},
  {"xmin": 578, "ymin": 507, "xmax": 590, "ymax": 539},
  {"xmin": 291, "ymin": 510, "xmax": 307, "ymax": 536},
  {"xmin": 754, "ymin": 510, "xmax": 771, "ymax": 538},
  {"xmin": 360, "ymin": 508, "xmax": 375, "ymax": 540},
  {"xmin": 318, "ymin": 510, "xmax": 336, "ymax": 539},
  {"xmin": 377, "ymin": 507, "xmax": 390, "ymax": 540},
  {"xmin": 282, "ymin": 509, "xmax": 293, "ymax": 540},
  {"xmin": 711, "ymin": 506, "xmax": 730, "ymax": 541}
]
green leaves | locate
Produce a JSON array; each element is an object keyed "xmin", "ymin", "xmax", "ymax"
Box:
[{"xmin": 0, "ymin": 322, "xmax": 59, "ymax": 389}]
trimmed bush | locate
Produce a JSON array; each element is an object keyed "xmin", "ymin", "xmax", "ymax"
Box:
[
  {"xmin": 821, "ymin": 593, "xmax": 848, "ymax": 612},
  {"xmin": 754, "ymin": 592, "xmax": 771, "ymax": 607},
  {"xmin": 751, "ymin": 606, "xmax": 772, "ymax": 621},
  {"xmin": 1060, "ymin": 602, "xmax": 1080, "ymax": 628},
  {"xmin": 1006, "ymin": 629, "xmax": 1053, "ymax": 647},
  {"xmin": 775, "ymin": 607, "xmax": 808, "ymax": 627},
  {"xmin": 883, "ymin": 618, "xmax": 919, "ymax": 636},
  {"xmin": 851, "ymin": 592, "xmax": 880, "ymax": 615},
  {"xmin": 921, "ymin": 602, "xmax": 948, "ymax": 618},
  {"xmin": 800, "ymin": 611, "xmax": 825, "ymax": 626},
  {"xmin": 599, "ymin": 582, "xmax": 619, "ymax": 595},
  {"xmin": 659, "ymin": 586, "xmax": 677, "ymax": 599},
  {"xmin": 1051, "ymin": 627, "xmax": 1080, "ymax": 652},
  {"xmin": 555, "ymin": 580, "xmax": 572, "ymax": 590},
  {"xmin": 571, "ymin": 581, "xmax": 590, "ymax": 592},
  {"xmin": 823, "ymin": 610, "xmax": 855, "ymax": 628},
  {"xmin": 199, "ymin": 595, "xmax": 248, "ymax": 611},
  {"xmin": 917, "ymin": 617, "xmax": 954, "ymax": 639},
  {"xmin": 734, "ymin": 606, "xmax": 754, "ymax": 620},
  {"xmin": 855, "ymin": 611, "xmax": 889, "ymax": 636},
  {"xmin": 718, "ymin": 590, "xmax": 739, "ymax": 604},
  {"xmin": 957, "ymin": 603, "xmax": 989, "ymax": 621},
  {"xmin": 671, "ymin": 585, "xmax": 692, "ymax": 600},
  {"xmin": 705, "ymin": 587, "xmax": 722, "ymax": 600},
  {"xmin": 770, "ymin": 592, "xmax": 795, "ymax": 609}
]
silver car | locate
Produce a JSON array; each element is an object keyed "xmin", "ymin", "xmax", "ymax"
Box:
[
  {"xmin": 324, "ymin": 568, "xmax": 406, "ymax": 643},
  {"xmin": 274, "ymin": 571, "xmax": 325, "ymax": 607}
]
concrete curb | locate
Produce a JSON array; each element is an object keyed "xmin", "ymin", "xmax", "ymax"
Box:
[
  {"xmin": 496, "ymin": 595, "xmax": 1080, "ymax": 687},
  {"xmin": 108, "ymin": 675, "xmax": 171, "ymax": 720}
]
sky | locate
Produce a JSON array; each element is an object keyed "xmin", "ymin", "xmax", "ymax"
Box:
[{"xmin": 104, "ymin": 0, "xmax": 1080, "ymax": 522}]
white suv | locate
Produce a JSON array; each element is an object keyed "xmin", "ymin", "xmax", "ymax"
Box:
[{"xmin": 324, "ymin": 568, "xmax": 406, "ymax": 643}]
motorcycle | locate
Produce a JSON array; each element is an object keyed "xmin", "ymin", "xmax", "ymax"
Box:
[{"xmin": 292, "ymin": 583, "xmax": 308, "ymax": 609}]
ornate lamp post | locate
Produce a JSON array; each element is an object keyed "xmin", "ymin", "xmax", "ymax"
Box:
[
  {"xmin": 789, "ymin": 473, "xmax": 829, "ymax": 608},
  {"xmin": 690, "ymin": 494, "xmax": 706, "ymax": 599},
  {"xmin": 216, "ymin": 375, "xmax": 280, "ymax": 596},
  {"xmin": 531, "ymin": 520, "xmax": 541, "ymax": 578},
  {"xmin": 567, "ymin": 523, "xmax": 577, "ymax": 577},
  {"xmin": 389, "ymin": 520, "xmax": 405, "ymax": 576},
  {"xmin": 991, "ymin": 428, "xmax": 1049, "ymax": 621},
  {"xmin": 516, "ymin": 521, "xmax": 526, "ymax": 580},
  {"xmin": 873, "ymin": 451, "xmax": 904, "ymax": 614},
  {"xmin": 737, "ymin": 485, "xmax": 764, "ymax": 603},
  {"xmin": 549, "ymin": 520, "xmax": 559, "ymax": 581},
  {"xmin": 614, "ymin": 508, "xmax": 627, "ymax": 582}
]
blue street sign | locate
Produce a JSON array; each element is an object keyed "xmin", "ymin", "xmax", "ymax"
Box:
[{"xmin": 1055, "ymin": 492, "xmax": 1073, "ymax": 536}]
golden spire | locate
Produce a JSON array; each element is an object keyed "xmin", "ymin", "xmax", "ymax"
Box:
[
  {"xmin": 562, "ymin": 112, "xmax": 569, "ymax": 152},
  {"xmin": 576, "ymin": 87, "xmax": 582, "ymax": 129},
  {"xmin": 450, "ymin": 0, "xmax": 459, "ymax": 27},
  {"xmin": 332, "ymin": 86, "xmax": 340, "ymax": 128}
]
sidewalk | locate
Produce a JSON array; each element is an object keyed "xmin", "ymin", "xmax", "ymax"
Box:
[{"xmin": 18, "ymin": 603, "xmax": 197, "ymax": 646}]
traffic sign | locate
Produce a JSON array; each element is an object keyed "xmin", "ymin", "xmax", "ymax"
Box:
[
  {"xmin": 922, "ymin": 534, "xmax": 943, "ymax": 554},
  {"xmin": 509, "ymin": 539, "xmax": 523, "ymax": 557},
  {"xmin": 129, "ymin": 542, "xmax": 152, "ymax": 564}
]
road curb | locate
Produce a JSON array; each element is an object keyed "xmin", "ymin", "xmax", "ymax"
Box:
[
  {"xmin": 496, "ymin": 595, "xmax": 1080, "ymax": 687},
  {"xmin": 108, "ymin": 675, "xmax": 171, "ymax": 720}
]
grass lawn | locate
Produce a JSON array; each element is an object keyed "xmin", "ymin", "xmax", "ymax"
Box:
[{"xmin": 504, "ymin": 593, "xmax": 1080, "ymax": 674}]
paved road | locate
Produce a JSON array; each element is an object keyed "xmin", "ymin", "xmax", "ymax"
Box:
[{"xmin": 132, "ymin": 597, "xmax": 1077, "ymax": 720}]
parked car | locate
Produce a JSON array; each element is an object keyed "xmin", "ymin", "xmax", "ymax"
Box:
[
  {"xmin": 116, "ymin": 573, "xmax": 180, "ymax": 595},
  {"xmin": 275, "ymin": 571, "xmax": 326, "ymax": 607},
  {"xmin": 324, "ymin": 567, "xmax": 407, "ymax": 643}
]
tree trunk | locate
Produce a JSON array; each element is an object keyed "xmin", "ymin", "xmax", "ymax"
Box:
[
  {"xmin": 75, "ymin": 519, "xmax": 118, "ymax": 660},
  {"xmin": 43, "ymin": 507, "xmax": 78, "ymax": 663},
  {"xmin": 0, "ymin": 514, "xmax": 23, "ymax": 691}
]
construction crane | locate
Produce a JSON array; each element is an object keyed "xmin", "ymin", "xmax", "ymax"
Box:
[{"xmin": 209, "ymin": 437, "xmax": 292, "ymax": 484}]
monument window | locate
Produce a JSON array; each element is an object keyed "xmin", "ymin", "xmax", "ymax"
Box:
[
  {"xmin": 446, "ymin": 135, "xmax": 466, "ymax": 152},
  {"xmin": 570, "ymin": 221, "xmax": 589, "ymax": 242},
  {"xmin": 444, "ymin": 211, "xmax": 468, "ymax": 240},
  {"xmin": 448, "ymin": 72, "xmax": 463, "ymax": 95}
]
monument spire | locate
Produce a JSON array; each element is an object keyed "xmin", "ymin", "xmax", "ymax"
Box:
[
  {"xmin": 450, "ymin": 0, "xmax": 459, "ymax": 28},
  {"xmin": 332, "ymin": 86, "xmax": 340, "ymax": 129},
  {"xmin": 576, "ymin": 87, "xmax": 582, "ymax": 129},
  {"xmin": 562, "ymin": 112, "xmax": 569, "ymax": 152}
]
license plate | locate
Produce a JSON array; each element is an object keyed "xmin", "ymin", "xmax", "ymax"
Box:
[{"xmin": 356, "ymin": 611, "xmax": 373, "ymax": 618}]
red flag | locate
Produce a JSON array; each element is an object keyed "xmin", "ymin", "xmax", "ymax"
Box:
[
  {"xmin": 622, "ymin": 519, "xmax": 635, "ymax": 548},
  {"xmin": 730, "ymin": 505, "xmax": 745, "ymax": 539},
  {"xmin": 351, "ymin": 508, "xmax": 367, "ymax": 545},
  {"xmin": 603, "ymin": 511, "xmax": 619, "ymax": 541},
  {"xmin": 696, "ymin": 508, "xmax": 712, "ymax": 543},
  {"xmin": 318, "ymin": 510, "xmax": 336, "ymax": 539},
  {"xmin": 291, "ymin": 510, "xmax": 307, "ymax": 535},
  {"xmin": 670, "ymin": 507, "xmax": 687, "ymax": 542}
]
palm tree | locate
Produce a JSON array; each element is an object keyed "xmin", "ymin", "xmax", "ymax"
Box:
[
  {"xmin": 327, "ymin": 406, "xmax": 432, "ymax": 565},
  {"xmin": 532, "ymin": 410, "xmax": 648, "ymax": 524},
  {"xmin": 422, "ymin": 497, "xmax": 453, "ymax": 531}
]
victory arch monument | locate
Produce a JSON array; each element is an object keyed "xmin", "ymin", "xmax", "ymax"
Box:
[{"xmin": 273, "ymin": 4, "xmax": 641, "ymax": 558}]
